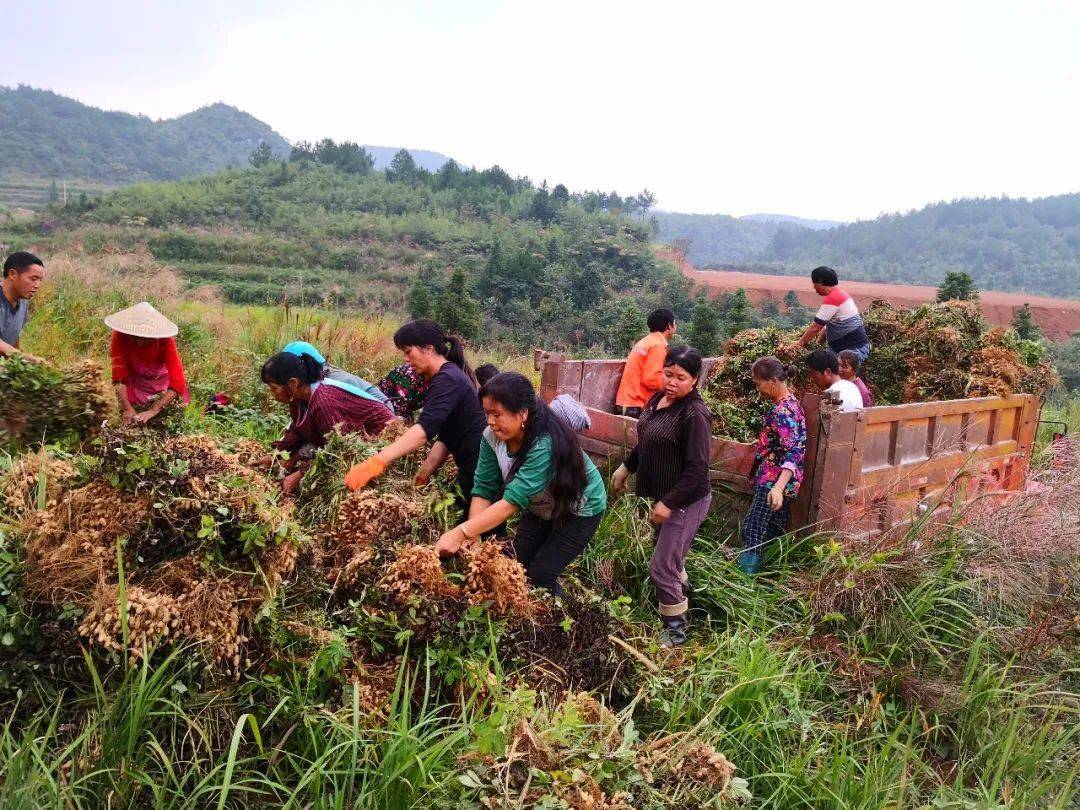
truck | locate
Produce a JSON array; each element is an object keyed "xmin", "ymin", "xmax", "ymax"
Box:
[{"xmin": 535, "ymin": 351, "xmax": 1039, "ymax": 539}]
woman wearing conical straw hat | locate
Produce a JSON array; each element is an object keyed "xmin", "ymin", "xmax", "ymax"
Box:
[{"xmin": 105, "ymin": 301, "xmax": 190, "ymax": 424}]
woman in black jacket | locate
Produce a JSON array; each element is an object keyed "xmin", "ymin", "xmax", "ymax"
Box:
[{"xmin": 611, "ymin": 345, "xmax": 712, "ymax": 647}]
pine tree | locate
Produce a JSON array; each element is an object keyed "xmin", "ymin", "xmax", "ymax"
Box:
[
  {"xmin": 528, "ymin": 189, "xmax": 556, "ymax": 224},
  {"xmin": 687, "ymin": 298, "xmax": 723, "ymax": 356},
  {"xmin": 724, "ymin": 288, "xmax": 756, "ymax": 337},
  {"xmin": 275, "ymin": 160, "xmax": 290, "ymax": 185},
  {"xmin": 48, "ymin": 179, "xmax": 59, "ymax": 203},
  {"xmin": 936, "ymin": 271, "xmax": 979, "ymax": 302},
  {"xmin": 387, "ymin": 149, "xmax": 418, "ymax": 184},
  {"xmin": 1012, "ymin": 303, "xmax": 1042, "ymax": 341},
  {"xmin": 249, "ymin": 141, "xmax": 274, "ymax": 167},
  {"xmin": 408, "ymin": 276, "xmax": 434, "ymax": 319},
  {"xmin": 610, "ymin": 300, "xmax": 647, "ymax": 352},
  {"xmin": 435, "ymin": 267, "xmax": 481, "ymax": 339},
  {"xmin": 478, "ymin": 238, "xmax": 505, "ymax": 300},
  {"xmin": 635, "ymin": 188, "xmax": 657, "ymax": 220},
  {"xmin": 783, "ymin": 290, "xmax": 810, "ymax": 329}
]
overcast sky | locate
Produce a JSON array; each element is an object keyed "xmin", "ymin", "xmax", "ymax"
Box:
[{"xmin": 3, "ymin": 0, "xmax": 1078, "ymax": 221}]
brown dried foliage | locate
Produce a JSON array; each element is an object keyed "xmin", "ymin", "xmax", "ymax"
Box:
[
  {"xmin": 968, "ymin": 345, "xmax": 1023, "ymax": 398},
  {"xmin": 571, "ymin": 691, "xmax": 617, "ymax": 729},
  {"xmin": 788, "ymin": 533, "xmax": 926, "ymax": 624}
]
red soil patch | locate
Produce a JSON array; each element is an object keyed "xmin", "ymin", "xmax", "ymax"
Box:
[{"xmin": 658, "ymin": 248, "xmax": 1080, "ymax": 341}]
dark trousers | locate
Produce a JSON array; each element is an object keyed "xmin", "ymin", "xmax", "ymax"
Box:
[
  {"xmin": 738, "ymin": 485, "xmax": 790, "ymax": 573},
  {"xmin": 512, "ymin": 510, "xmax": 604, "ymax": 596}
]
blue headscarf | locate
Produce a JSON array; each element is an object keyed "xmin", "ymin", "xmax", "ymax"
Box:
[{"xmin": 282, "ymin": 341, "xmax": 325, "ymax": 364}]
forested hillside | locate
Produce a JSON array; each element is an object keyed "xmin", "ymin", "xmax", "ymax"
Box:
[
  {"xmin": 749, "ymin": 195, "xmax": 1080, "ymax": 298},
  {"xmin": 652, "ymin": 211, "xmax": 790, "ymax": 264},
  {"xmin": 0, "ymin": 86, "xmax": 291, "ymax": 185},
  {"xmin": 2, "ymin": 150, "xmax": 690, "ymax": 351},
  {"xmin": 659, "ymin": 195, "xmax": 1080, "ymax": 299}
]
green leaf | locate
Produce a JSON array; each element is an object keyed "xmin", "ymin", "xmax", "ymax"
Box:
[{"xmin": 457, "ymin": 771, "xmax": 486, "ymax": 789}]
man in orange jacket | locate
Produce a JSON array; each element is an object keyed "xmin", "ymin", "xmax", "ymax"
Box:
[{"xmin": 615, "ymin": 308, "xmax": 676, "ymax": 418}]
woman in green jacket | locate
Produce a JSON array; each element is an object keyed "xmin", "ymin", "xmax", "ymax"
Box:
[{"xmin": 435, "ymin": 372, "xmax": 606, "ymax": 596}]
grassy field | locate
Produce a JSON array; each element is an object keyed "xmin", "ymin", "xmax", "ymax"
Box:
[{"xmin": 0, "ymin": 254, "xmax": 1076, "ymax": 808}]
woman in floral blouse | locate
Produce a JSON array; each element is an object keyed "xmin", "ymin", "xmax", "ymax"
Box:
[
  {"xmin": 739, "ymin": 356, "xmax": 807, "ymax": 574},
  {"xmin": 377, "ymin": 362, "xmax": 430, "ymax": 420}
]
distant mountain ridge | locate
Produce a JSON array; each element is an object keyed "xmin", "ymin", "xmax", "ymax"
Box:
[
  {"xmin": 363, "ymin": 145, "xmax": 451, "ymax": 173},
  {"xmin": 0, "ymin": 85, "xmax": 291, "ymax": 185},
  {"xmin": 658, "ymin": 194, "xmax": 1080, "ymax": 298},
  {"xmin": 0, "ymin": 86, "xmax": 462, "ymax": 209},
  {"xmin": 653, "ymin": 212, "xmax": 843, "ymax": 267},
  {"xmin": 746, "ymin": 193, "xmax": 1080, "ymax": 299},
  {"xmin": 740, "ymin": 213, "xmax": 842, "ymax": 230},
  {"xmin": 652, "ymin": 211, "xmax": 791, "ymax": 265}
]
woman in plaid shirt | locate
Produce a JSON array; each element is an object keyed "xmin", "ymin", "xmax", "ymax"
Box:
[
  {"xmin": 739, "ymin": 357, "xmax": 807, "ymax": 574},
  {"xmin": 261, "ymin": 352, "xmax": 394, "ymax": 495}
]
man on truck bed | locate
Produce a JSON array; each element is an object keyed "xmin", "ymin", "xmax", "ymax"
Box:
[
  {"xmin": 615, "ymin": 308, "xmax": 676, "ymax": 418},
  {"xmin": 786, "ymin": 266, "xmax": 871, "ymax": 363},
  {"xmin": 805, "ymin": 348, "xmax": 863, "ymax": 412}
]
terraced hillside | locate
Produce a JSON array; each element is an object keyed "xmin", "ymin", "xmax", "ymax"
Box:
[
  {"xmin": 0, "ymin": 160, "xmax": 692, "ymax": 352},
  {"xmin": 0, "ymin": 175, "xmax": 112, "ymax": 212}
]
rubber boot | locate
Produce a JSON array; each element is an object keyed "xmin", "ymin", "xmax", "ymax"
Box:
[
  {"xmin": 738, "ymin": 548, "xmax": 763, "ymax": 575},
  {"xmin": 659, "ymin": 612, "xmax": 688, "ymax": 648},
  {"xmin": 659, "ymin": 597, "xmax": 689, "ymax": 648}
]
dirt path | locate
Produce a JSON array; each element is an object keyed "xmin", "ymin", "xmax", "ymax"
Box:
[{"xmin": 658, "ymin": 249, "xmax": 1080, "ymax": 340}]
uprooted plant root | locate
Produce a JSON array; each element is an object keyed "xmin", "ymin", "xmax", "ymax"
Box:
[
  {"xmin": 0, "ymin": 450, "xmax": 78, "ymax": 519},
  {"xmin": 319, "ymin": 490, "xmax": 429, "ymax": 593},
  {"xmin": 24, "ymin": 480, "xmax": 151, "ymax": 604},
  {"xmin": 461, "ymin": 540, "xmax": 538, "ymax": 618},
  {"xmin": 381, "ymin": 543, "xmax": 463, "ymax": 602},
  {"xmin": 0, "ymin": 356, "xmax": 114, "ymax": 451}
]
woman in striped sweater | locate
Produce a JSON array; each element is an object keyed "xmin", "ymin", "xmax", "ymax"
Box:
[{"xmin": 611, "ymin": 346, "xmax": 712, "ymax": 647}]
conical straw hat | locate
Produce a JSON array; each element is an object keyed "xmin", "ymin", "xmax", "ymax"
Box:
[{"xmin": 104, "ymin": 301, "xmax": 178, "ymax": 339}]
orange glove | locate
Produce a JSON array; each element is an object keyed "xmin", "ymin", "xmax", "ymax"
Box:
[
  {"xmin": 415, "ymin": 471, "xmax": 430, "ymax": 486},
  {"xmin": 345, "ymin": 456, "xmax": 387, "ymax": 491}
]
